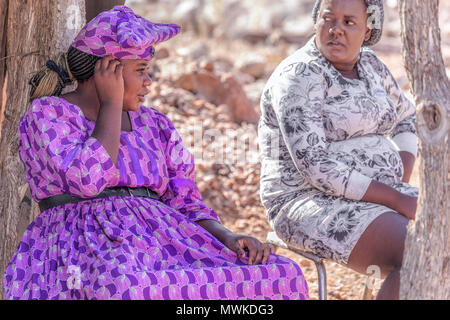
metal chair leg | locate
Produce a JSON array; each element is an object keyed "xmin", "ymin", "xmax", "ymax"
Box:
[
  {"xmin": 266, "ymin": 232, "xmax": 328, "ymax": 300},
  {"xmin": 362, "ymin": 276, "xmax": 374, "ymax": 300},
  {"xmin": 315, "ymin": 260, "xmax": 327, "ymax": 300}
]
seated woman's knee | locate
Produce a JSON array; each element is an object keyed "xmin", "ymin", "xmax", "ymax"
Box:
[{"xmin": 348, "ymin": 211, "xmax": 407, "ymax": 277}]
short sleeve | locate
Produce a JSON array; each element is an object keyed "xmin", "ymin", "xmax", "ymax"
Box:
[
  {"xmin": 370, "ymin": 53, "xmax": 418, "ymax": 157},
  {"xmin": 270, "ymin": 63, "xmax": 372, "ymax": 201},
  {"xmin": 19, "ymin": 97, "xmax": 120, "ymax": 199},
  {"xmin": 155, "ymin": 110, "xmax": 221, "ymax": 223}
]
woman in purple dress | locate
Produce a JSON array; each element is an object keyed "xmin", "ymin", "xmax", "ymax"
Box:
[{"xmin": 3, "ymin": 6, "xmax": 308, "ymax": 300}]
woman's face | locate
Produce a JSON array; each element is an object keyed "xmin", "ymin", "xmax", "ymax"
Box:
[
  {"xmin": 120, "ymin": 59, "xmax": 152, "ymax": 111},
  {"xmin": 315, "ymin": 0, "xmax": 372, "ymax": 69}
]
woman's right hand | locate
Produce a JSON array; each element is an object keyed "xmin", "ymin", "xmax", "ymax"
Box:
[
  {"xmin": 93, "ymin": 56, "xmax": 124, "ymax": 106},
  {"xmin": 394, "ymin": 193, "xmax": 417, "ymax": 220}
]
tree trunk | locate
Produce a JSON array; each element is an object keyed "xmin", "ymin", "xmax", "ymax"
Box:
[
  {"xmin": 0, "ymin": 0, "xmax": 85, "ymax": 300},
  {"xmin": 0, "ymin": 0, "xmax": 8, "ymax": 138},
  {"xmin": 85, "ymin": 0, "xmax": 125, "ymax": 22},
  {"xmin": 398, "ymin": 0, "xmax": 450, "ymax": 299}
]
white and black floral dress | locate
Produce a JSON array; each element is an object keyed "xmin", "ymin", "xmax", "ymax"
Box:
[{"xmin": 258, "ymin": 36, "xmax": 418, "ymax": 265}]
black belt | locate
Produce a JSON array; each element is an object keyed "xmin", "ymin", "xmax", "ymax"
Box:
[{"xmin": 38, "ymin": 186, "xmax": 160, "ymax": 213}]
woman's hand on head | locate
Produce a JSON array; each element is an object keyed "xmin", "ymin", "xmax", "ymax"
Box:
[
  {"xmin": 94, "ymin": 56, "xmax": 124, "ymax": 107},
  {"xmin": 223, "ymin": 234, "xmax": 275, "ymax": 265}
]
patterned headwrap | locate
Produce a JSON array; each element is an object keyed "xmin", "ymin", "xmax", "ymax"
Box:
[
  {"xmin": 312, "ymin": 0, "xmax": 384, "ymax": 46},
  {"xmin": 71, "ymin": 5, "xmax": 180, "ymax": 60}
]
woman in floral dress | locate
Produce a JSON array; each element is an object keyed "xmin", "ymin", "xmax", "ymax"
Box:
[
  {"xmin": 259, "ymin": 0, "xmax": 417, "ymax": 299},
  {"xmin": 4, "ymin": 6, "xmax": 308, "ymax": 300}
]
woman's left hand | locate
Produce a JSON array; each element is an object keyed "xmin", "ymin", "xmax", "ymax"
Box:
[{"xmin": 222, "ymin": 233, "xmax": 275, "ymax": 265}]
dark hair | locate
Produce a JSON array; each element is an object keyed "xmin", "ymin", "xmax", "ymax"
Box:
[
  {"xmin": 29, "ymin": 46, "xmax": 101, "ymax": 101},
  {"xmin": 311, "ymin": 0, "xmax": 384, "ymax": 47}
]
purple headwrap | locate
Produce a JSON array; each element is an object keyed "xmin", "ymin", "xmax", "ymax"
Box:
[{"xmin": 71, "ymin": 5, "xmax": 180, "ymax": 60}]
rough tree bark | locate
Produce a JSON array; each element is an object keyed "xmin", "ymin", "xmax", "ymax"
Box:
[
  {"xmin": 0, "ymin": 0, "xmax": 85, "ymax": 300},
  {"xmin": 0, "ymin": 0, "xmax": 8, "ymax": 139},
  {"xmin": 85, "ymin": 0, "xmax": 125, "ymax": 22},
  {"xmin": 398, "ymin": 0, "xmax": 450, "ymax": 299}
]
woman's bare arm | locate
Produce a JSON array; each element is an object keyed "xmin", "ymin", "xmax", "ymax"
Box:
[
  {"xmin": 361, "ymin": 180, "xmax": 417, "ymax": 220},
  {"xmin": 399, "ymin": 151, "xmax": 416, "ymax": 183}
]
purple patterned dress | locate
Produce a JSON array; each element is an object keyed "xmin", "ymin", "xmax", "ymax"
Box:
[{"xmin": 4, "ymin": 96, "xmax": 308, "ymax": 300}]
